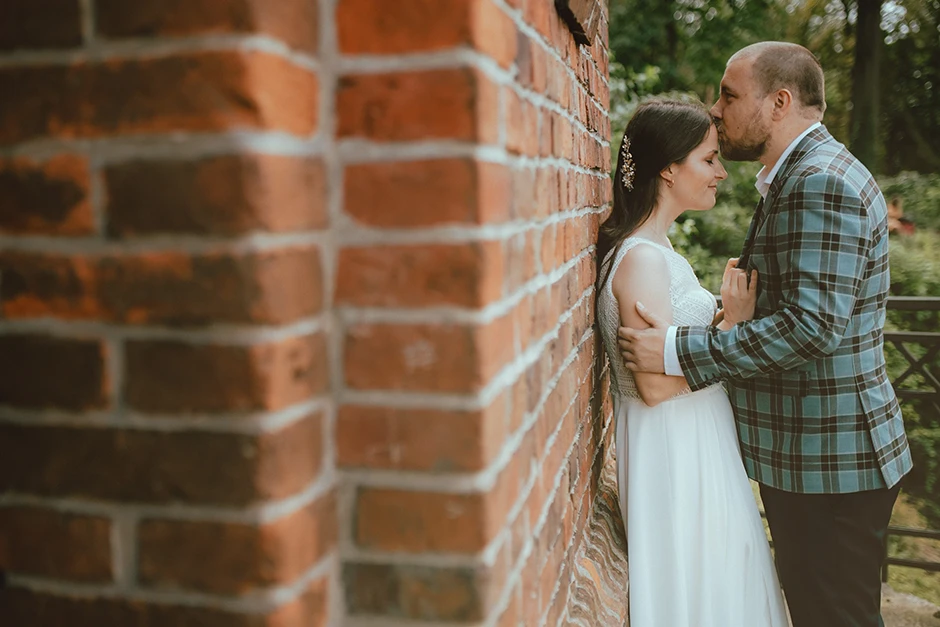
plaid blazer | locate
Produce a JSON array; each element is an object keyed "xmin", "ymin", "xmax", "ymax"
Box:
[{"xmin": 676, "ymin": 126, "xmax": 912, "ymax": 494}]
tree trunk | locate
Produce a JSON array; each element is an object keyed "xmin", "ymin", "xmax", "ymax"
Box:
[{"xmin": 849, "ymin": 0, "xmax": 882, "ymax": 172}]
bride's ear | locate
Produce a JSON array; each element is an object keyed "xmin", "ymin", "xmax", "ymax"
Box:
[{"xmin": 659, "ymin": 166, "xmax": 675, "ymax": 189}]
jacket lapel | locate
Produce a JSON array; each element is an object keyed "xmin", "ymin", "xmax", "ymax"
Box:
[{"xmin": 737, "ymin": 125, "xmax": 835, "ymax": 268}]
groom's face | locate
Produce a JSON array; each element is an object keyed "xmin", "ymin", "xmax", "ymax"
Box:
[{"xmin": 710, "ymin": 59, "xmax": 772, "ymax": 162}]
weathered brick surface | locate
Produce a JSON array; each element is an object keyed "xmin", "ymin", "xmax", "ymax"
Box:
[
  {"xmin": 0, "ymin": 247, "xmax": 323, "ymax": 324},
  {"xmin": 124, "ymin": 334, "xmax": 327, "ymax": 412},
  {"xmin": 0, "ymin": 0, "xmax": 82, "ymax": 51},
  {"xmin": 336, "ymin": 397, "xmax": 508, "ymax": 472},
  {"xmin": 0, "ymin": 335, "xmax": 109, "ymax": 410},
  {"xmin": 138, "ymin": 493, "xmax": 335, "ymax": 593},
  {"xmin": 96, "ymin": 0, "xmax": 319, "ymax": 52},
  {"xmin": 337, "ymin": 68, "xmax": 499, "ymax": 143},
  {"xmin": 0, "ymin": 581, "xmax": 330, "ymax": 627},
  {"xmin": 337, "ymin": 0, "xmax": 517, "ymax": 68},
  {"xmin": 0, "ymin": 414, "xmax": 322, "ymax": 505},
  {"xmin": 344, "ymin": 158, "xmax": 512, "ymax": 227},
  {"xmin": 0, "ymin": 507, "xmax": 113, "ymax": 581},
  {"xmin": 0, "ymin": 155, "xmax": 92, "ymax": 235},
  {"xmin": 105, "ymin": 155, "xmax": 328, "ymax": 236},
  {"xmin": 0, "ymin": 51, "xmax": 318, "ymax": 143},
  {"xmin": 335, "ymin": 241, "xmax": 504, "ymax": 308},
  {"xmin": 0, "ymin": 0, "xmax": 611, "ymax": 624}
]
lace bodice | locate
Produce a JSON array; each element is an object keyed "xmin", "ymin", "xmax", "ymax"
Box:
[{"xmin": 597, "ymin": 236, "xmax": 718, "ymax": 400}]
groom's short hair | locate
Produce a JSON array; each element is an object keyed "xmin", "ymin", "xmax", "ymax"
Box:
[{"xmin": 736, "ymin": 42, "xmax": 826, "ymax": 116}]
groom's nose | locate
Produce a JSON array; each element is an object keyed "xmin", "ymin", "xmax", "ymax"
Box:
[{"xmin": 710, "ymin": 101, "xmax": 722, "ymax": 119}]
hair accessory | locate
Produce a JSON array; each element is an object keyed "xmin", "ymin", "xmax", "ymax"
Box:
[{"xmin": 620, "ymin": 137, "xmax": 636, "ymax": 190}]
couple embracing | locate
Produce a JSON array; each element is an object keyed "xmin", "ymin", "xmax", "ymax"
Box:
[{"xmin": 597, "ymin": 42, "xmax": 912, "ymax": 626}]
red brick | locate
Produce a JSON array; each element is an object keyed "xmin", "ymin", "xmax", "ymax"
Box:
[
  {"xmin": 337, "ymin": 68, "xmax": 498, "ymax": 143},
  {"xmin": 105, "ymin": 155, "xmax": 327, "ymax": 236},
  {"xmin": 343, "ymin": 316, "xmax": 513, "ymax": 393},
  {"xmin": 512, "ymin": 167, "xmax": 537, "ymax": 219},
  {"xmin": 0, "ymin": 52, "xmax": 317, "ymax": 143},
  {"xmin": 0, "ymin": 247, "xmax": 322, "ymax": 325},
  {"xmin": 338, "ymin": 0, "xmax": 472, "ymax": 54},
  {"xmin": 0, "ymin": 155, "xmax": 92, "ymax": 235},
  {"xmin": 138, "ymin": 493, "xmax": 335, "ymax": 594},
  {"xmin": 565, "ymin": 0, "xmax": 604, "ymax": 44},
  {"xmin": 343, "ymin": 563, "xmax": 486, "ymax": 621},
  {"xmin": 344, "ymin": 158, "xmax": 511, "ymax": 227},
  {"xmin": 338, "ymin": 0, "xmax": 514, "ymax": 67},
  {"xmin": 553, "ymin": 116, "xmax": 573, "ymax": 159},
  {"xmin": 0, "ymin": 581, "xmax": 329, "ymax": 627},
  {"xmin": 337, "ymin": 396, "xmax": 507, "ymax": 472},
  {"xmin": 125, "ymin": 334, "xmax": 326, "ymax": 413},
  {"xmin": 0, "ymin": 0, "xmax": 82, "ymax": 51},
  {"xmin": 335, "ymin": 241, "xmax": 504, "ymax": 307},
  {"xmin": 355, "ymin": 455, "xmax": 519, "ymax": 554},
  {"xmin": 539, "ymin": 113, "xmax": 554, "ymax": 157},
  {"xmin": 524, "ymin": 104, "xmax": 541, "ymax": 157},
  {"xmin": 0, "ymin": 335, "xmax": 108, "ymax": 410},
  {"xmin": 525, "ymin": 0, "xmax": 553, "ymax": 42},
  {"xmin": 0, "ymin": 507, "xmax": 112, "ymax": 581},
  {"xmin": 506, "ymin": 89, "xmax": 525, "ymax": 156},
  {"xmin": 96, "ymin": 0, "xmax": 318, "ymax": 52},
  {"xmin": 356, "ymin": 489, "xmax": 486, "ymax": 553},
  {"xmin": 531, "ymin": 41, "xmax": 548, "ymax": 93},
  {"xmin": 0, "ymin": 414, "xmax": 321, "ymax": 505},
  {"xmin": 470, "ymin": 0, "xmax": 518, "ymax": 69}
]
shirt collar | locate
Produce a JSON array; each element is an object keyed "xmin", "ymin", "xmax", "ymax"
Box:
[{"xmin": 755, "ymin": 122, "xmax": 822, "ymax": 199}]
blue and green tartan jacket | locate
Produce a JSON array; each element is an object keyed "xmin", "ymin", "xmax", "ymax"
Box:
[{"xmin": 676, "ymin": 126, "xmax": 912, "ymax": 494}]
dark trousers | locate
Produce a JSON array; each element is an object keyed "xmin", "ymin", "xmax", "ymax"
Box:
[{"xmin": 760, "ymin": 483, "xmax": 901, "ymax": 627}]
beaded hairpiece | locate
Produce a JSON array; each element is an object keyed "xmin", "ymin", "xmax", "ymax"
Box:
[{"xmin": 620, "ymin": 137, "xmax": 636, "ymax": 190}]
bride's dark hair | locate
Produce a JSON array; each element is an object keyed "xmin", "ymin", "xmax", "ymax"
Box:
[{"xmin": 596, "ymin": 98, "xmax": 713, "ymax": 297}]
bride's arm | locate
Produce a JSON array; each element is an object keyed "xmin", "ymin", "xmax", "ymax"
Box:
[{"xmin": 611, "ymin": 245, "xmax": 690, "ymax": 407}]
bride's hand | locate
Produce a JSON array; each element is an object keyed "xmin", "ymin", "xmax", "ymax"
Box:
[{"xmin": 720, "ymin": 257, "xmax": 758, "ymax": 326}]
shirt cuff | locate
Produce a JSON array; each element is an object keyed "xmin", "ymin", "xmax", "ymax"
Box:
[{"xmin": 664, "ymin": 326, "xmax": 683, "ymax": 377}]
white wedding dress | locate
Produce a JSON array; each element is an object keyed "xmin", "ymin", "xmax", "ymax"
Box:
[{"xmin": 598, "ymin": 236, "xmax": 789, "ymax": 627}]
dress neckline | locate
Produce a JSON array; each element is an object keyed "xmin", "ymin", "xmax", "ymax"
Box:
[{"xmin": 625, "ymin": 234, "xmax": 675, "ymax": 253}]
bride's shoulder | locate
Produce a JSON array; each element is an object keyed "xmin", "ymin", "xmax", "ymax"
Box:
[{"xmin": 610, "ymin": 241, "xmax": 671, "ymax": 292}]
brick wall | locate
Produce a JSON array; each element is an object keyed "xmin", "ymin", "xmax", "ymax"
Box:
[{"xmin": 0, "ymin": 0, "xmax": 615, "ymax": 625}]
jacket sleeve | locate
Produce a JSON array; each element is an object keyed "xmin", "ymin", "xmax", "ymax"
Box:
[{"xmin": 676, "ymin": 171, "xmax": 871, "ymax": 390}]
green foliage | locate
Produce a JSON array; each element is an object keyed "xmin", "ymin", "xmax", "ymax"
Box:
[
  {"xmin": 608, "ymin": 0, "xmax": 940, "ymax": 175},
  {"xmin": 882, "ymin": 0, "xmax": 940, "ymax": 173},
  {"xmin": 880, "ymin": 171, "xmax": 940, "ymax": 232}
]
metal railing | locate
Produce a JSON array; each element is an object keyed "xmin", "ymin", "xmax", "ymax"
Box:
[{"xmin": 880, "ymin": 296, "xmax": 940, "ymax": 581}]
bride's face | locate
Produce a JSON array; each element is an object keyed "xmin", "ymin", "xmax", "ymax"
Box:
[{"xmin": 666, "ymin": 124, "xmax": 727, "ymax": 212}]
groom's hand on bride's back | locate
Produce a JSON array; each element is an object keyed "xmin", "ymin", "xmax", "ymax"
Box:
[{"xmin": 618, "ymin": 303, "xmax": 668, "ymax": 374}]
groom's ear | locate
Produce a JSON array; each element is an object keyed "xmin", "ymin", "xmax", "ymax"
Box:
[{"xmin": 771, "ymin": 89, "xmax": 794, "ymax": 120}]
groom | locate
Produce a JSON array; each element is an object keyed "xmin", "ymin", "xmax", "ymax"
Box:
[{"xmin": 618, "ymin": 42, "xmax": 912, "ymax": 627}]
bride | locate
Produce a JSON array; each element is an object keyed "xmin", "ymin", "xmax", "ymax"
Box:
[{"xmin": 596, "ymin": 99, "xmax": 789, "ymax": 626}]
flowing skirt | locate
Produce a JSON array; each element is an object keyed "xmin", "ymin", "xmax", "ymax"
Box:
[{"xmin": 614, "ymin": 384, "xmax": 790, "ymax": 627}]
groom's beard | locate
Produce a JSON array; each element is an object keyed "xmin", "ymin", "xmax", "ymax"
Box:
[{"xmin": 717, "ymin": 118, "xmax": 770, "ymax": 162}]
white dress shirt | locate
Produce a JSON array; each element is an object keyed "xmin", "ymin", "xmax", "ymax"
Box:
[{"xmin": 662, "ymin": 122, "xmax": 822, "ymax": 377}]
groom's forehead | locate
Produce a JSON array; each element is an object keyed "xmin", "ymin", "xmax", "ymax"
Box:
[{"xmin": 722, "ymin": 60, "xmax": 755, "ymax": 91}]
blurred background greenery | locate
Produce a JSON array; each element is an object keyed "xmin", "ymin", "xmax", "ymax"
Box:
[{"xmin": 606, "ymin": 0, "xmax": 940, "ymax": 599}]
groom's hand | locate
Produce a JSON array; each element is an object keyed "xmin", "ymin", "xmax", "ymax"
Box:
[{"xmin": 617, "ymin": 302, "xmax": 668, "ymax": 374}]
